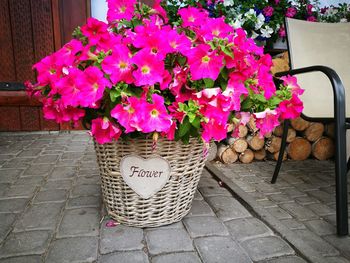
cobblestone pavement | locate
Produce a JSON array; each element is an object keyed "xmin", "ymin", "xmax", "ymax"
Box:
[
  {"xmin": 0, "ymin": 132, "xmax": 308, "ymax": 263},
  {"xmin": 207, "ymin": 159, "xmax": 350, "ymax": 263}
]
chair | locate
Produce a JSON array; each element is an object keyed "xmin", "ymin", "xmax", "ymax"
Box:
[{"xmin": 270, "ymin": 18, "xmax": 350, "ymax": 236}]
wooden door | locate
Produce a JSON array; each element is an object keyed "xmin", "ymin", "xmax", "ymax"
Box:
[{"xmin": 0, "ymin": 0, "xmax": 90, "ymax": 131}]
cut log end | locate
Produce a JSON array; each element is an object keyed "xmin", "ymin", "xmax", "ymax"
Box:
[
  {"xmin": 291, "ymin": 117, "xmax": 310, "ymax": 131},
  {"xmin": 231, "ymin": 138, "xmax": 248, "ymax": 153},
  {"xmin": 239, "ymin": 149, "xmax": 254, "ymax": 164},
  {"xmin": 247, "ymin": 135, "xmax": 265, "ymax": 151},
  {"xmin": 312, "ymin": 137, "xmax": 335, "ymax": 160},
  {"xmin": 217, "ymin": 144, "xmax": 238, "ymax": 164},
  {"xmin": 266, "ymin": 136, "xmax": 282, "ymax": 154},
  {"xmin": 254, "ymin": 148, "xmax": 266, "ymax": 161},
  {"xmin": 304, "ymin": 122, "xmax": 325, "ymax": 142},
  {"xmin": 287, "ymin": 137, "xmax": 312, "ymax": 160}
]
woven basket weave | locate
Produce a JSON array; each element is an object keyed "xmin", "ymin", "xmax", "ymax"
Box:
[{"xmin": 94, "ymin": 137, "xmax": 206, "ymax": 227}]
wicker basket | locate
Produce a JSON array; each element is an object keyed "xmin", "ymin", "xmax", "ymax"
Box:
[{"xmin": 94, "ymin": 137, "xmax": 206, "ymax": 227}]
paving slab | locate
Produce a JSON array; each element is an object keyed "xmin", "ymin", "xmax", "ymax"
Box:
[
  {"xmin": 183, "ymin": 216, "xmax": 229, "ymax": 238},
  {"xmin": 194, "ymin": 236, "xmax": 252, "ymax": 263},
  {"xmin": 100, "ymin": 223, "xmax": 144, "ymax": 254},
  {"xmin": 206, "ymin": 196, "xmax": 252, "ymax": 221},
  {"xmin": 57, "ymin": 207, "xmax": 100, "ymax": 238},
  {"xmin": 152, "ymin": 252, "xmax": 201, "ymax": 263},
  {"xmin": 0, "ymin": 231, "xmax": 51, "ymax": 258},
  {"xmin": 45, "ymin": 237, "xmax": 98, "ymax": 263},
  {"xmin": 14, "ymin": 203, "xmax": 64, "ymax": 232},
  {"xmin": 225, "ymin": 217, "xmax": 273, "ymax": 241},
  {"xmin": 99, "ymin": 251, "xmax": 149, "ymax": 263},
  {"xmin": 145, "ymin": 228, "xmax": 194, "ymax": 255},
  {"xmin": 240, "ymin": 236, "xmax": 295, "ymax": 262},
  {"xmin": 0, "ymin": 214, "xmax": 16, "ymax": 242}
]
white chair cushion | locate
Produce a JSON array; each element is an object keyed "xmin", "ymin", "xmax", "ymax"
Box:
[{"xmin": 286, "ymin": 18, "xmax": 350, "ymax": 119}]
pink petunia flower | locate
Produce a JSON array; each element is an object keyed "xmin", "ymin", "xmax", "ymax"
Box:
[
  {"xmin": 263, "ymin": 6, "xmax": 274, "ymax": 17},
  {"xmin": 55, "ymin": 68, "xmax": 83, "ymax": 107},
  {"xmin": 91, "ymin": 117, "xmax": 122, "ymax": 144},
  {"xmin": 278, "ymin": 26, "xmax": 286, "ymax": 38},
  {"xmin": 280, "ymin": 75, "xmax": 304, "ymax": 95},
  {"xmin": 101, "ymin": 44, "xmax": 134, "ymax": 84},
  {"xmin": 278, "ymin": 94, "xmax": 304, "ymax": 120},
  {"xmin": 152, "ymin": 0, "xmax": 169, "ymax": 23},
  {"xmin": 81, "ymin": 18, "xmax": 109, "ymax": 45},
  {"xmin": 200, "ymin": 105, "xmax": 229, "ymax": 142},
  {"xmin": 200, "ymin": 17, "xmax": 233, "ymax": 41},
  {"xmin": 131, "ymin": 49, "xmax": 165, "ymax": 86},
  {"xmin": 110, "ymin": 96, "xmax": 139, "ymax": 133},
  {"xmin": 42, "ymin": 98, "xmax": 85, "ymax": 124},
  {"xmin": 286, "ymin": 7, "xmax": 297, "ymax": 18},
  {"xmin": 166, "ymin": 30, "xmax": 192, "ymax": 55},
  {"xmin": 254, "ymin": 108, "xmax": 280, "ymax": 137},
  {"xmin": 33, "ymin": 53, "xmax": 63, "ymax": 87},
  {"xmin": 178, "ymin": 7, "xmax": 209, "ymax": 28},
  {"xmin": 137, "ymin": 94, "xmax": 172, "ymax": 133},
  {"xmin": 307, "ymin": 16, "xmax": 317, "ymax": 22},
  {"xmin": 186, "ymin": 44, "xmax": 224, "ymax": 81},
  {"xmin": 107, "ymin": 0, "xmax": 136, "ymax": 23},
  {"xmin": 76, "ymin": 66, "xmax": 111, "ymax": 108}
]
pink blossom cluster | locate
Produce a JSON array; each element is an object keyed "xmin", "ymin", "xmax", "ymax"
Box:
[{"xmin": 26, "ymin": 0, "xmax": 303, "ymax": 144}]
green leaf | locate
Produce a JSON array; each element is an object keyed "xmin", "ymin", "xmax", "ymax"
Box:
[
  {"xmin": 221, "ymin": 45, "xmax": 234, "ymax": 58},
  {"xmin": 241, "ymin": 98, "xmax": 253, "ymax": 111},
  {"xmin": 254, "ymin": 94, "xmax": 267, "ymax": 103},
  {"xmin": 110, "ymin": 89, "xmax": 120, "ymax": 102},
  {"xmin": 191, "ymin": 116, "xmax": 201, "ymax": 129},
  {"xmin": 203, "ymin": 78, "xmax": 214, "ymax": 88},
  {"xmin": 178, "ymin": 117, "xmax": 191, "ymax": 137},
  {"xmin": 268, "ymin": 96, "xmax": 283, "ymax": 108}
]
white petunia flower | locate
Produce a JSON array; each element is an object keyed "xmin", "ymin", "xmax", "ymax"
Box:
[
  {"xmin": 223, "ymin": 0, "xmax": 234, "ymax": 7},
  {"xmin": 255, "ymin": 13, "xmax": 265, "ymax": 30},
  {"xmin": 260, "ymin": 26, "xmax": 273, "ymax": 38}
]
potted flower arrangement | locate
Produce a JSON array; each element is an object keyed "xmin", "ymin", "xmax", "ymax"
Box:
[{"xmin": 25, "ymin": 0, "xmax": 303, "ymax": 227}]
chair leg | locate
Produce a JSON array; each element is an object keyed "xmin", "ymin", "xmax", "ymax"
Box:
[
  {"xmin": 271, "ymin": 120, "xmax": 290, "ymax": 184},
  {"xmin": 334, "ymin": 123, "xmax": 348, "ymax": 236}
]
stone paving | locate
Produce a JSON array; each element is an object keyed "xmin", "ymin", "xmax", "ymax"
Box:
[
  {"xmin": 207, "ymin": 159, "xmax": 350, "ymax": 263},
  {"xmin": 0, "ymin": 132, "xmax": 306, "ymax": 262}
]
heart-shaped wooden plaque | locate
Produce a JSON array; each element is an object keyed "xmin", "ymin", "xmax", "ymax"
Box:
[{"xmin": 120, "ymin": 155, "xmax": 171, "ymax": 199}]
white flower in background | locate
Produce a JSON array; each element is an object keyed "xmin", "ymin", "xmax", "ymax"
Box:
[
  {"xmin": 251, "ymin": 31, "xmax": 259, "ymax": 39},
  {"xmin": 340, "ymin": 18, "xmax": 348, "ymax": 23},
  {"xmin": 223, "ymin": 0, "xmax": 234, "ymax": 7},
  {"xmin": 231, "ymin": 14, "xmax": 244, "ymax": 28},
  {"xmin": 260, "ymin": 26, "xmax": 273, "ymax": 38},
  {"xmin": 255, "ymin": 13, "xmax": 265, "ymax": 30}
]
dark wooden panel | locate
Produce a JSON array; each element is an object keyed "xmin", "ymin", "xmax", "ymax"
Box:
[
  {"xmin": 60, "ymin": 0, "xmax": 89, "ymax": 45},
  {"xmin": 0, "ymin": 0, "xmax": 16, "ymax": 82},
  {"xmin": 51, "ymin": 0, "xmax": 62, "ymax": 51},
  {"xmin": 0, "ymin": 91, "xmax": 41, "ymax": 106},
  {"xmin": 0, "ymin": 106, "xmax": 21, "ymax": 131},
  {"xmin": 9, "ymin": 0, "xmax": 35, "ymax": 82},
  {"xmin": 20, "ymin": 106, "xmax": 40, "ymax": 130},
  {"xmin": 39, "ymin": 109, "xmax": 59, "ymax": 130},
  {"xmin": 31, "ymin": 0, "xmax": 55, "ymax": 61}
]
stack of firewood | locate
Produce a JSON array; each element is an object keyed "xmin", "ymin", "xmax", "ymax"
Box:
[{"xmin": 208, "ymin": 117, "xmax": 335, "ymax": 164}]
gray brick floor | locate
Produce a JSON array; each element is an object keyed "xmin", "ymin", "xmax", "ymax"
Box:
[
  {"xmin": 0, "ymin": 132, "xmax": 311, "ymax": 262},
  {"xmin": 207, "ymin": 159, "xmax": 350, "ymax": 263}
]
